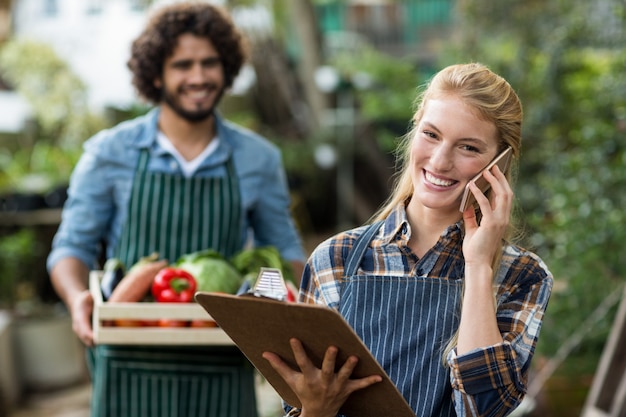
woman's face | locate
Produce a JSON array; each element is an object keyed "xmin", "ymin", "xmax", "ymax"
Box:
[{"xmin": 409, "ymin": 94, "xmax": 500, "ymax": 214}]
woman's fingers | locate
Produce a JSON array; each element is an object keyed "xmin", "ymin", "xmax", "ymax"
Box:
[
  {"xmin": 472, "ymin": 165, "xmax": 512, "ymax": 218},
  {"xmin": 290, "ymin": 338, "xmax": 320, "ymax": 374},
  {"xmin": 463, "ymin": 165, "xmax": 513, "ymax": 263},
  {"xmin": 262, "ymin": 350, "xmax": 298, "ymax": 382},
  {"xmin": 347, "ymin": 373, "xmax": 383, "ymax": 391},
  {"xmin": 263, "ymin": 339, "xmax": 383, "ymax": 415},
  {"xmin": 263, "ymin": 338, "xmax": 381, "ymax": 388}
]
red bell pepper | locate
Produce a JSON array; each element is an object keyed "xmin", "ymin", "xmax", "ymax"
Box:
[{"xmin": 151, "ymin": 267, "xmax": 197, "ymax": 303}]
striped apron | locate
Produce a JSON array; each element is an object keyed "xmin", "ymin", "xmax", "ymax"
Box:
[
  {"xmin": 339, "ymin": 221, "xmax": 462, "ymax": 416},
  {"xmin": 89, "ymin": 148, "xmax": 257, "ymax": 417}
]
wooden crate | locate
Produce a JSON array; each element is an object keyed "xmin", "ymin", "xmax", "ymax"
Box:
[{"xmin": 89, "ymin": 271, "xmax": 234, "ymax": 346}]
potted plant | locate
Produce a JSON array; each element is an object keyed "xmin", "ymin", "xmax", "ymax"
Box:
[{"xmin": 0, "ymin": 229, "xmax": 87, "ymax": 399}]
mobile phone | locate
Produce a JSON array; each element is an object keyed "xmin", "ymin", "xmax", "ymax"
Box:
[{"xmin": 459, "ymin": 146, "xmax": 513, "ymax": 212}]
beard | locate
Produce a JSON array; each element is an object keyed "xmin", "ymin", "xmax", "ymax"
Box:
[{"xmin": 161, "ymin": 85, "xmax": 225, "ymax": 123}]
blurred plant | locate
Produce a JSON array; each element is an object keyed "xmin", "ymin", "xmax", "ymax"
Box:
[
  {"xmin": 444, "ymin": 0, "xmax": 626, "ymax": 377},
  {"xmin": 0, "ymin": 229, "xmax": 44, "ymax": 309},
  {"xmin": 0, "ymin": 39, "xmax": 108, "ymax": 194},
  {"xmin": 0, "ymin": 142, "xmax": 82, "ymax": 194},
  {"xmin": 329, "ymin": 44, "xmax": 420, "ymax": 152}
]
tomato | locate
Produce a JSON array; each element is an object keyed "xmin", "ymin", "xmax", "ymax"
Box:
[
  {"xmin": 158, "ymin": 319, "xmax": 189, "ymax": 327},
  {"xmin": 190, "ymin": 319, "xmax": 219, "ymax": 328},
  {"xmin": 285, "ymin": 281, "xmax": 299, "ymax": 303}
]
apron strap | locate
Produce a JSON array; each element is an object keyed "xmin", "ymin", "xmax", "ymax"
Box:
[{"xmin": 344, "ymin": 220, "xmax": 384, "ymax": 277}]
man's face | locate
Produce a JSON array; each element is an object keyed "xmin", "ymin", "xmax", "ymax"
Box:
[{"xmin": 155, "ymin": 33, "xmax": 226, "ymax": 122}]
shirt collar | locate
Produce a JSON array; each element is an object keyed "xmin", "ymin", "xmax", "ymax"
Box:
[
  {"xmin": 378, "ymin": 204, "xmax": 407, "ymax": 244},
  {"xmin": 380, "ymin": 203, "xmax": 465, "ymax": 245},
  {"xmin": 135, "ymin": 107, "xmax": 228, "ymax": 149}
]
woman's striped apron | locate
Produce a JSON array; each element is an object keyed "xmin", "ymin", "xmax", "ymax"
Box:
[
  {"xmin": 89, "ymin": 148, "xmax": 257, "ymax": 417},
  {"xmin": 339, "ymin": 221, "xmax": 462, "ymax": 416}
]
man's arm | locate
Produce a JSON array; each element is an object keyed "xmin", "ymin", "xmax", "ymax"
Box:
[{"xmin": 50, "ymin": 257, "xmax": 94, "ymax": 346}]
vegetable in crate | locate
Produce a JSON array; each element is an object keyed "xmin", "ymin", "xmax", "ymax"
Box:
[
  {"xmin": 152, "ymin": 267, "xmax": 197, "ymax": 303},
  {"xmin": 230, "ymin": 246, "xmax": 296, "ymax": 285},
  {"xmin": 175, "ymin": 249, "xmax": 243, "ymax": 294},
  {"xmin": 100, "ymin": 258, "xmax": 125, "ymax": 301},
  {"xmin": 107, "ymin": 253, "xmax": 167, "ymax": 302}
]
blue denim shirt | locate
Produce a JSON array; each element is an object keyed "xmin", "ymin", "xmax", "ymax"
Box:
[{"xmin": 47, "ymin": 108, "xmax": 305, "ymax": 271}]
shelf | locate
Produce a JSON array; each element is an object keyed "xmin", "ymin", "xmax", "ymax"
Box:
[{"xmin": 0, "ymin": 209, "xmax": 62, "ymax": 226}]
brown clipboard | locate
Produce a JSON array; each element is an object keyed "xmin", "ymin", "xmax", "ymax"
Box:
[{"xmin": 194, "ymin": 291, "xmax": 415, "ymax": 417}]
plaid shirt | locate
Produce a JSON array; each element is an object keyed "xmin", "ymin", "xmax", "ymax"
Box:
[{"xmin": 286, "ymin": 204, "xmax": 553, "ymax": 417}]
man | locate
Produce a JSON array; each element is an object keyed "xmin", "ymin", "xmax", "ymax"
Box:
[{"xmin": 47, "ymin": 3, "xmax": 305, "ymax": 416}]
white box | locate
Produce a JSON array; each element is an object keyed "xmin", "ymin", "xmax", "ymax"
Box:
[{"xmin": 90, "ymin": 271, "xmax": 234, "ymax": 346}]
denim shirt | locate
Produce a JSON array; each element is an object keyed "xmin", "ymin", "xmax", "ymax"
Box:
[{"xmin": 47, "ymin": 108, "xmax": 305, "ymax": 271}]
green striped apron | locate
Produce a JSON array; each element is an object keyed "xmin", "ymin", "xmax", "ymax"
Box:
[
  {"xmin": 117, "ymin": 148, "xmax": 242, "ymax": 266},
  {"xmin": 90, "ymin": 148, "xmax": 258, "ymax": 417}
]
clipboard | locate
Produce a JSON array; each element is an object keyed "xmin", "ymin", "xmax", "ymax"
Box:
[{"xmin": 194, "ymin": 291, "xmax": 415, "ymax": 417}]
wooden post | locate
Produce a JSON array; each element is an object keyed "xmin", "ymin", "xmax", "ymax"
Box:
[{"xmin": 581, "ymin": 285, "xmax": 626, "ymax": 417}]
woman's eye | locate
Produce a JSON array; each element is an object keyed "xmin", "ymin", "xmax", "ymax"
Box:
[
  {"xmin": 461, "ymin": 145, "xmax": 480, "ymax": 153},
  {"xmin": 423, "ymin": 131, "xmax": 437, "ymax": 139}
]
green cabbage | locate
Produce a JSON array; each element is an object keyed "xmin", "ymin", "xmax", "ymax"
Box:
[
  {"xmin": 229, "ymin": 246, "xmax": 295, "ymax": 284},
  {"xmin": 175, "ymin": 250, "xmax": 243, "ymax": 294}
]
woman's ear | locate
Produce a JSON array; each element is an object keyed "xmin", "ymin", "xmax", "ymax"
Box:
[{"xmin": 154, "ymin": 78, "xmax": 162, "ymax": 89}]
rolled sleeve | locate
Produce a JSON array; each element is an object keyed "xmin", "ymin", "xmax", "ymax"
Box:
[
  {"xmin": 448, "ymin": 343, "xmax": 523, "ymax": 394},
  {"xmin": 446, "ymin": 248, "xmax": 553, "ymax": 416},
  {"xmin": 447, "ymin": 344, "xmax": 525, "ymax": 416}
]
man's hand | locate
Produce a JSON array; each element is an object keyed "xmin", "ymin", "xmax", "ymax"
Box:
[{"xmin": 71, "ymin": 289, "xmax": 95, "ymax": 347}]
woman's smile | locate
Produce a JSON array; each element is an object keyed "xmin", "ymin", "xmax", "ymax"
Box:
[{"xmin": 423, "ymin": 169, "xmax": 458, "ymax": 188}]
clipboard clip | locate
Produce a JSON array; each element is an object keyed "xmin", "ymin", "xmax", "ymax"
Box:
[{"xmin": 236, "ymin": 267, "xmax": 289, "ymax": 301}]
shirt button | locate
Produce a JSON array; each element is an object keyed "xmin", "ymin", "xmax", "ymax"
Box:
[{"xmin": 170, "ymin": 161, "xmax": 178, "ymax": 170}]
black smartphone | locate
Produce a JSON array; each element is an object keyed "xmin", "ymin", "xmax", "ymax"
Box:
[{"xmin": 459, "ymin": 146, "xmax": 513, "ymax": 212}]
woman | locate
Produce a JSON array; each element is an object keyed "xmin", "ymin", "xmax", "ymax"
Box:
[{"xmin": 263, "ymin": 63, "xmax": 553, "ymax": 417}]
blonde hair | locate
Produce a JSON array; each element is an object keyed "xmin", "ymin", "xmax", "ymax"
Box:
[{"xmin": 370, "ymin": 63, "xmax": 523, "ymax": 364}]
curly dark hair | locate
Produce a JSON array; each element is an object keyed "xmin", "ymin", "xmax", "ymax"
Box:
[{"xmin": 128, "ymin": 2, "xmax": 248, "ymax": 104}]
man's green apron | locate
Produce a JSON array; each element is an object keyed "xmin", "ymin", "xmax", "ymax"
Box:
[{"xmin": 89, "ymin": 149, "xmax": 258, "ymax": 417}]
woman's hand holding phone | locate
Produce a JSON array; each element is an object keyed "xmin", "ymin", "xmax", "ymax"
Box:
[
  {"xmin": 462, "ymin": 153, "xmax": 514, "ymax": 269},
  {"xmin": 459, "ymin": 146, "xmax": 513, "ymax": 213}
]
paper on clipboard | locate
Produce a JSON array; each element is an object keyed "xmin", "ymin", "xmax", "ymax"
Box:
[{"xmin": 194, "ymin": 290, "xmax": 415, "ymax": 417}]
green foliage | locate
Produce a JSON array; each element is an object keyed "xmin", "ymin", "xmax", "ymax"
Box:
[
  {"xmin": 446, "ymin": 0, "xmax": 626, "ymax": 375},
  {"xmin": 329, "ymin": 45, "xmax": 420, "ymax": 152},
  {"xmin": 0, "ymin": 39, "xmax": 106, "ymax": 147},
  {"xmin": 0, "ymin": 39, "xmax": 109, "ymax": 194},
  {"xmin": 0, "ymin": 229, "xmax": 44, "ymax": 308},
  {"xmin": 0, "ymin": 142, "xmax": 82, "ymax": 193},
  {"xmin": 331, "ymin": 47, "xmax": 418, "ymax": 121},
  {"xmin": 526, "ymin": 49, "xmax": 626, "ymax": 371}
]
